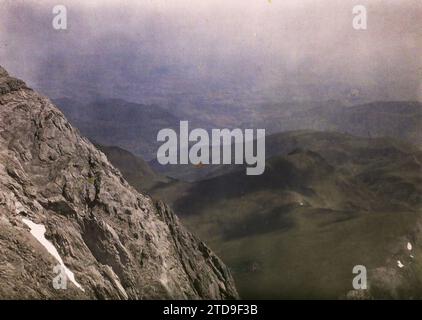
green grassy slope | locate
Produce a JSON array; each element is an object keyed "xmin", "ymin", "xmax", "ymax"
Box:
[{"xmin": 101, "ymin": 131, "xmax": 422, "ymax": 298}]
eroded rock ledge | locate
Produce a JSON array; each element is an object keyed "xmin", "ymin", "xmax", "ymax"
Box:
[{"xmin": 0, "ymin": 66, "xmax": 238, "ymax": 299}]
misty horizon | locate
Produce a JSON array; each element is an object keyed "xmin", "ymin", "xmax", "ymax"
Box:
[{"xmin": 1, "ymin": 0, "xmax": 421, "ymax": 108}]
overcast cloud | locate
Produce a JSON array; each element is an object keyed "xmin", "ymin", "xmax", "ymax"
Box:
[{"xmin": 0, "ymin": 0, "xmax": 421, "ymax": 104}]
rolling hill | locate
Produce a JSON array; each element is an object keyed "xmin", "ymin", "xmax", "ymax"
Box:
[{"xmin": 102, "ymin": 131, "xmax": 422, "ymax": 299}]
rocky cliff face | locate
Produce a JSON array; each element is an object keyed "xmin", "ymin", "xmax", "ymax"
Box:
[{"xmin": 0, "ymin": 66, "xmax": 238, "ymax": 299}]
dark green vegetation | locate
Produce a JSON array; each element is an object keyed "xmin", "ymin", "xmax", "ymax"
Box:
[{"xmin": 102, "ymin": 130, "xmax": 422, "ymax": 299}]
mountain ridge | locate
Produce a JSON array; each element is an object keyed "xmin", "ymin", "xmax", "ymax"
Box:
[{"xmin": 0, "ymin": 66, "xmax": 238, "ymax": 299}]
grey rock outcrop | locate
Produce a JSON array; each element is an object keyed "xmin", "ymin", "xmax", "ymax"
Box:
[{"xmin": 0, "ymin": 66, "xmax": 238, "ymax": 299}]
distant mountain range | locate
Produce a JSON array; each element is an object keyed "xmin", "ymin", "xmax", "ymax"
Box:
[
  {"xmin": 55, "ymin": 98, "xmax": 422, "ymax": 169},
  {"xmin": 243, "ymin": 101, "xmax": 422, "ymax": 147},
  {"xmin": 54, "ymin": 98, "xmax": 211, "ymax": 160}
]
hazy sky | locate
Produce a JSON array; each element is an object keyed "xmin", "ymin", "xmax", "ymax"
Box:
[{"xmin": 1, "ymin": 0, "xmax": 421, "ymax": 103}]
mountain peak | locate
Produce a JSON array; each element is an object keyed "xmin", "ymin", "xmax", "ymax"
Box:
[
  {"xmin": 0, "ymin": 66, "xmax": 8, "ymax": 77},
  {"xmin": 0, "ymin": 67, "xmax": 28, "ymax": 95},
  {"xmin": 0, "ymin": 66, "xmax": 238, "ymax": 299}
]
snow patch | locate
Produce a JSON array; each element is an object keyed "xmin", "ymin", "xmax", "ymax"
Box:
[
  {"xmin": 397, "ymin": 260, "xmax": 404, "ymax": 268},
  {"xmin": 22, "ymin": 218, "xmax": 84, "ymax": 292},
  {"xmin": 407, "ymin": 242, "xmax": 412, "ymax": 251}
]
